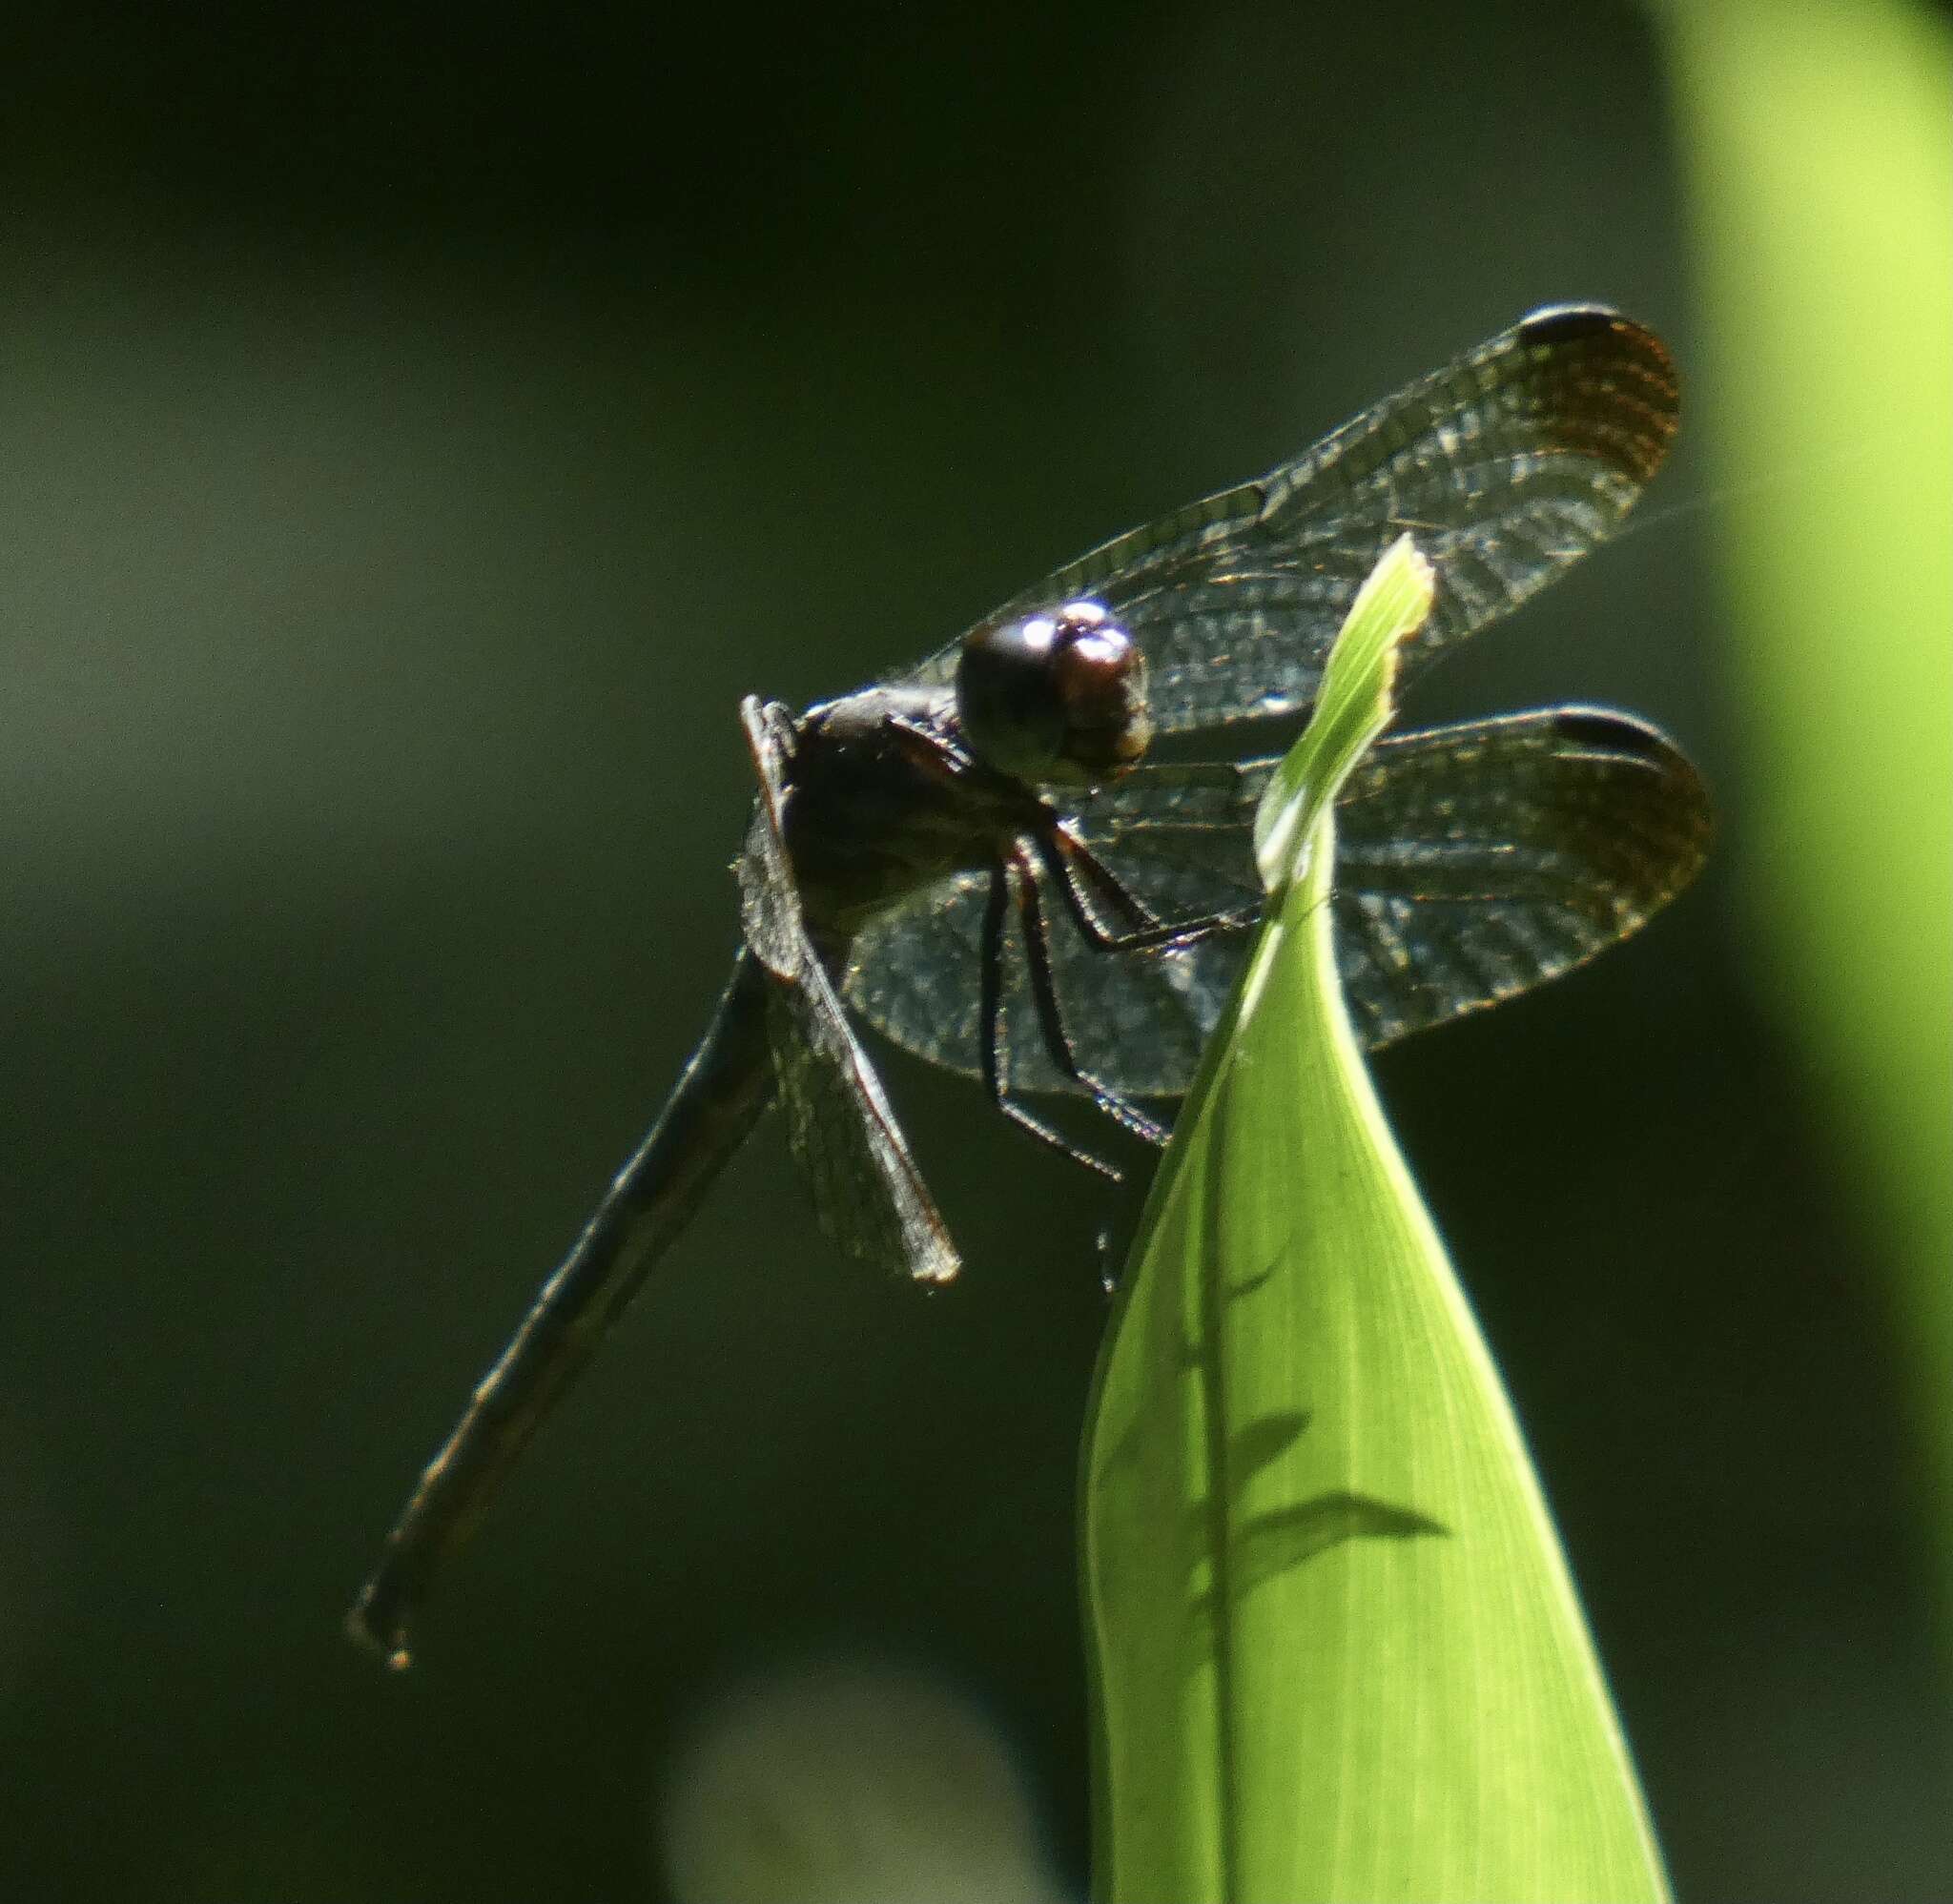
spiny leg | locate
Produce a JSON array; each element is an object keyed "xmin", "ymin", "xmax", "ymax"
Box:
[
  {"xmin": 978, "ymin": 860, "xmax": 1122, "ymax": 1181},
  {"xmin": 1006, "ymin": 843, "xmax": 1169, "ymax": 1150},
  {"xmin": 1037, "ymin": 823, "xmax": 1260, "ymax": 954}
]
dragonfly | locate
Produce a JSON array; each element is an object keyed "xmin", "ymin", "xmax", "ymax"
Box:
[{"xmin": 348, "ymin": 303, "xmax": 1711, "ymax": 1667}]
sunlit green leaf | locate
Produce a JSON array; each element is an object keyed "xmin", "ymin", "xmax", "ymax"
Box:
[{"xmin": 1081, "ymin": 538, "xmax": 1666, "ymax": 1903}]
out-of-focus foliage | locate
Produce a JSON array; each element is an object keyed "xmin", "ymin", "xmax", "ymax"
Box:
[
  {"xmin": 657, "ymin": 1662, "xmax": 1066, "ymax": 1904},
  {"xmin": 1655, "ymin": 0, "xmax": 1953, "ymax": 1616}
]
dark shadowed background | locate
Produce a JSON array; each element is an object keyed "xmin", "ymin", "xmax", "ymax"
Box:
[{"xmin": 2, "ymin": 3, "xmax": 1946, "ymax": 1898}]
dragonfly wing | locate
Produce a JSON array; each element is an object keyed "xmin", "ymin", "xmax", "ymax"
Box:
[
  {"xmin": 1330, "ymin": 706, "xmax": 1712, "ymax": 1049},
  {"xmin": 902, "ymin": 307, "xmax": 1678, "ymax": 737},
  {"xmin": 760, "ymin": 969, "xmax": 959, "ymax": 1286},
  {"xmin": 737, "ymin": 698, "xmax": 959, "ymax": 1285},
  {"xmin": 839, "ymin": 867, "xmax": 992, "ymax": 1089},
  {"xmin": 846, "ymin": 709, "xmax": 1707, "ymax": 1096}
]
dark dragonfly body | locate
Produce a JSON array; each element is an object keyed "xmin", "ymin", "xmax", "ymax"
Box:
[{"xmin": 349, "ymin": 305, "xmax": 1710, "ymax": 1666}]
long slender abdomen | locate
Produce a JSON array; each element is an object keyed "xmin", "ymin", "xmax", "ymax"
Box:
[{"xmin": 347, "ymin": 950, "xmax": 775, "ymax": 1669}]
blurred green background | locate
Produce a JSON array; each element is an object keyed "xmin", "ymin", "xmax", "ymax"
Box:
[{"xmin": 2, "ymin": 2, "xmax": 1946, "ymax": 1898}]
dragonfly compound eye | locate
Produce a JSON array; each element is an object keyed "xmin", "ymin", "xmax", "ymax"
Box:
[{"xmin": 956, "ymin": 600, "xmax": 1154, "ymax": 786}]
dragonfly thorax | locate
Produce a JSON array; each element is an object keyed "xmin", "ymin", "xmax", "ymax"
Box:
[
  {"xmin": 778, "ymin": 685, "xmax": 1038, "ymax": 943},
  {"xmin": 956, "ymin": 600, "xmax": 1153, "ymax": 788}
]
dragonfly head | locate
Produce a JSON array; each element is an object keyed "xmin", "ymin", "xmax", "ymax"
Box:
[{"xmin": 955, "ymin": 599, "xmax": 1153, "ymax": 788}]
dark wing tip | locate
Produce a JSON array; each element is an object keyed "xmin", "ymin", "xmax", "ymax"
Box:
[
  {"xmin": 1513, "ymin": 304, "xmax": 1680, "ymax": 484},
  {"xmin": 1549, "ymin": 705, "xmax": 1675, "ymax": 760},
  {"xmin": 1546, "ymin": 703, "xmax": 1716, "ymax": 897},
  {"xmin": 1517, "ymin": 302, "xmax": 1622, "ymax": 345}
]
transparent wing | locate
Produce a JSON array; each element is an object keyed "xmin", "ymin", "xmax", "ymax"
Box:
[
  {"xmin": 759, "ymin": 969, "xmax": 958, "ymax": 1285},
  {"xmin": 838, "ymin": 865, "xmax": 995, "ymax": 1095},
  {"xmin": 901, "ymin": 307, "xmax": 1678, "ymax": 737},
  {"xmin": 737, "ymin": 698, "xmax": 958, "ymax": 1284},
  {"xmin": 1330, "ymin": 706, "xmax": 1711, "ymax": 1047},
  {"xmin": 843, "ymin": 708, "xmax": 1709, "ymax": 1095}
]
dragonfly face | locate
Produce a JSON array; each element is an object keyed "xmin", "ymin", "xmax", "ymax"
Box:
[
  {"xmin": 955, "ymin": 600, "xmax": 1154, "ymax": 787},
  {"xmin": 349, "ymin": 303, "xmax": 1712, "ymax": 1668}
]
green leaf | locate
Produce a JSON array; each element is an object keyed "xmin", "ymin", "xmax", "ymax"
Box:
[
  {"xmin": 1080, "ymin": 537, "xmax": 1667, "ymax": 1903},
  {"xmin": 1249, "ymin": 534, "xmax": 1430, "ymax": 894}
]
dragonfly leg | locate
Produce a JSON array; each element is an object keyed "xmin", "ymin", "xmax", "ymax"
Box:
[
  {"xmin": 1038, "ymin": 823, "xmax": 1260, "ymax": 954},
  {"xmin": 1006, "ymin": 843, "xmax": 1170, "ymax": 1150},
  {"xmin": 978, "ymin": 861, "xmax": 1124, "ymax": 1179}
]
